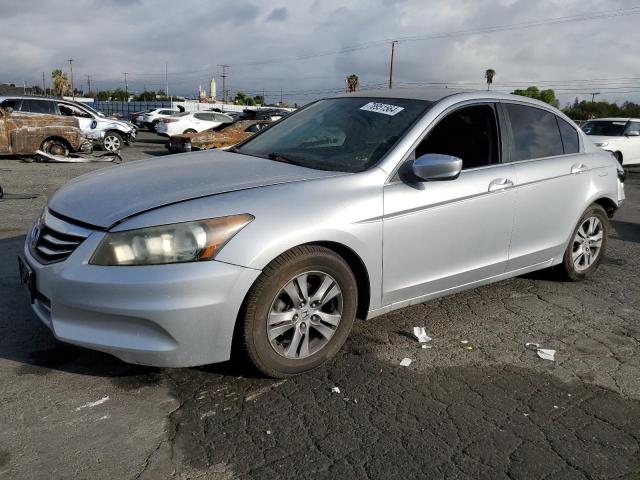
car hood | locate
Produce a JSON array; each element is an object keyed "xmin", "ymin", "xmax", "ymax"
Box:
[
  {"xmin": 49, "ymin": 150, "xmax": 342, "ymax": 229},
  {"xmin": 96, "ymin": 117, "xmax": 134, "ymax": 131}
]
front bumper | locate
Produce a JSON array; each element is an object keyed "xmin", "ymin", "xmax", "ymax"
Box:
[{"xmin": 22, "ymin": 231, "xmax": 261, "ymax": 367}]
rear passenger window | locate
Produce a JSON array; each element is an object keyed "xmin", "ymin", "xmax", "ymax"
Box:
[
  {"xmin": 557, "ymin": 117, "xmax": 580, "ymax": 154},
  {"xmin": 506, "ymin": 104, "xmax": 563, "ymax": 161}
]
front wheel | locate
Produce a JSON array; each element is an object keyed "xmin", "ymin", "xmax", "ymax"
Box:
[
  {"xmin": 183, "ymin": 129, "xmax": 197, "ymax": 134},
  {"xmin": 102, "ymin": 132, "xmax": 123, "ymax": 151},
  {"xmin": 242, "ymin": 246, "xmax": 358, "ymax": 377},
  {"xmin": 559, "ymin": 204, "xmax": 608, "ymax": 281}
]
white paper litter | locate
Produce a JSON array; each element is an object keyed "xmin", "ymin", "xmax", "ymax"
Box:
[
  {"xmin": 413, "ymin": 327, "xmax": 432, "ymax": 343},
  {"xmin": 461, "ymin": 340, "xmax": 469, "ymax": 344},
  {"xmin": 400, "ymin": 358, "xmax": 413, "ymax": 367},
  {"xmin": 266, "ymin": 430, "xmax": 272, "ymax": 435},
  {"xmin": 75, "ymin": 396, "xmax": 109, "ymax": 411},
  {"xmin": 420, "ymin": 344, "xmax": 432, "ymax": 349},
  {"xmin": 525, "ymin": 342, "xmax": 556, "ymax": 361},
  {"xmin": 536, "ymin": 349, "xmax": 556, "ymax": 361},
  {"xmin": 330, "ymin": 387, "xmax": 341, "ymax": 394}
]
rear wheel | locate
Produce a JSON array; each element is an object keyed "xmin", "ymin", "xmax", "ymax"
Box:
[
  {"xmin": 149, "ymin": 120, "xmax": 159, "ymax": 132},
  {"xmin": 102, "ymin": 131, "xmax": 122, "ymax": 151},
  {"xmin": 242, "ymin": 246, "xmax": 358, "ymax": 377},
  {"xmin": 559, "ymin": 204, "xmax": 608, "ymax": 281},
  {"xmin": 183, "ymin": 129, "xmax": 197, "ymax": 134},
  {"xmin": 40, "ymin": 138, "xmax": 69, "ymax": 156}
]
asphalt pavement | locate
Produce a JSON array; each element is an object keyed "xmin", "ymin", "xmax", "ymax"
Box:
[{"xmin": 0, "ymin": 134, "xmax": 638, "ymax": 479}]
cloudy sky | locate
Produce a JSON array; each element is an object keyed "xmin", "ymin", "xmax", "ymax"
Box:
[{"xmin": 1, "ymin": 0, "xmax": 639, "ymax": 106}]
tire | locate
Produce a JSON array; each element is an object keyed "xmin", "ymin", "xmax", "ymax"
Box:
[
  {"xmin": 102, "ymin": 131, "xmax": 123, "ymax": 152},
  {"xmin": 183, "ymin": 129, "xmax": 197, "ymax": 134},
  {"xmin": 40, "ymin": 138, "xmax": 69, "ymax": 156},
  {"xmin": 613, "ymin": 151, "xmax": 623, "ymax": 165},
  {"xmin": 559, "ymin": 204, "xmax": 609, "ymax": 281},
  {"xmin": 149, "ymin": 121, "xmax": 159, "ymax": 132},
  {"xmin": 242, "ymin": 245, "xmax": 358, "ymax": 378}
]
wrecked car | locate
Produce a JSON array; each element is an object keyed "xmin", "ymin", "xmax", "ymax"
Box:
[
  {"xmin": 167, "ymin": 119, "xmax": 271, "ymax": 153},
  {"xmin": 0, "ymin": 107, "xmax": 91, "ymax": 156},
  {"xmin": 0, "ymin": 96, "xmax": 136, "ymax": 152}
]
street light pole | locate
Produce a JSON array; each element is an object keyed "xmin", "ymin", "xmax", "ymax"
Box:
[
  {"xmin": 388, "ymin": 40, "xmax": 398, "ymax": 89},
  {"xmin": 591, "ymin": 92, "xmax": 600, "ymax": 103},
  {"xmin": 123, "ymin": 72, "xmax": 129, "ymax": 100},
  {"xmin": 68, "ymin": 58, "xmax": 75, "ymax": 101}
]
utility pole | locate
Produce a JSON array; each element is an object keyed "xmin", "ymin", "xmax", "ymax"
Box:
[
  {"xmin": 388, "ymin": 40, "xmax": 398, "ymax": 89},
  {"xmin": 165, "ymin": 62, "xmax": 171, "ymax": 108},
  {"xmin": 68, "ymin": 58, "xmax": 75, "ymax": 101},
  {"xmin": 23, "ymin": 81, "xmax": 26, "ymax": 95},
  {"xmin": 42, "ymin": 72, "xmax": 46, "ymax": 96},
  {"xmin": 218, "ymin": 64, "xmax": 229, "ymax": 103},
  {"xmin": 280, "ymin": 87, "xmax": 283, "ymax": 106},
  {"xmin": 86, "ymin": 74, "xmax": 91, "ymax": 96},
  {"xmin": 123, "ymin": 72, "xmax": 129, "ymax": 100},
  {"xmin": 591, "ymin": 92, "xmax": 600, "ymax": 103}
]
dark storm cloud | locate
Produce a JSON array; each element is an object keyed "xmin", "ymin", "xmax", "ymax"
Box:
[{"xmin": 1, "ymin": 0, "xmax": 638, "ymax": 105}]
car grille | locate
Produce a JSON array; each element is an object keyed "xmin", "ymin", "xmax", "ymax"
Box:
[{"xmin": 29, "ymin": 211, "xmax": 92, "ymax": 264}]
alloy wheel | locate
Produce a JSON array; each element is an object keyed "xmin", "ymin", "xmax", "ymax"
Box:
[
  {"xmin": 572, "ymin": 216, "xmax": 603, "ymax": 271},
  {"xmin": 103, "ymin": 135, "xmax": 121, "ymax": 151},
  {"xmin": 267, "ymin": 271, "xmax": 343, "ymax": 359}
]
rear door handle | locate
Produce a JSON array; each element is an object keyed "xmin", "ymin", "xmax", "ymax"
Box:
[
  {"xmin": 488, "ymin": 178, "xmax": 514, "ymax": 192},
  {"xmin": 571, "ymin": 163, "xmax": 588, "ymax": 174}
]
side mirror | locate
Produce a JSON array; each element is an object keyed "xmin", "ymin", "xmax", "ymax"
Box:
[
  {"xmin": 410, "ymin": 153, "xmax": 463, "ymax": 181},
  {"xmin": 626, "ymin": 131, "xmax": 640, "ymax": 137},
  {"xmin": 90, "ymin": 120, "xmax": 98, "ymax": 129}
]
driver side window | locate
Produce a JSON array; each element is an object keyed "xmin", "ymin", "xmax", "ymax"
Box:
[{"xmin": 413, "ymin": 104, "xmax": 499, "ymax": 170}]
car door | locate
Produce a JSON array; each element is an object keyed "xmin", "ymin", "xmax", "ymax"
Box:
[
  {"xmin": 382, "ymin": 103, "xmax": 516, "ymax": 305},
  {"xmin": 0, "ymin": 109, "xmax": 11, "ymax": 154},
  {"xmin": 622, "ymin": 121, "xmax": 640, "ymax": 164},
  {"xmin": 502, "ymin": 102, "xmax": 593, "ymax": 271}
]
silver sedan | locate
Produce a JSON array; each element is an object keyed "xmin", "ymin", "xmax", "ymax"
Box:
[{"xmin": 20, "ymin": 88, "xmax": 625, "ymax": 377}]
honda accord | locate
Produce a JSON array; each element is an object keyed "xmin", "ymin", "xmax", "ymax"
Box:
[{"xmin": 20, "ymin": 88, "xmax": 626, "ymax": 377}]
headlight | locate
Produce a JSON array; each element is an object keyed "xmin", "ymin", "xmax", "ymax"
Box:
[
  {"xmin": 90, "ymin": 214, "xmax": 253, "ymax": 266},
  {"xmin": 595, "ymin": 141, "xmax": 609, "ymax": 147}
]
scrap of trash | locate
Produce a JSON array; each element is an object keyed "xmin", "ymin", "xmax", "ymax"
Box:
[
  {"xmin": 526, "ymin": 342, "xmax": 556, "ymax": 361},
  {"xmin": 461, "ymin": 340, "xmax": 474, "ymax": 351},
  {"xmin": 400, "ymin": 358, "xmax": 413, "ymax": 367},
  {"xmin": 34, "ymin": 150, "xmax": 122, "ymax": 163},
  {"xmin": 413, "ymin": 327, "xmax": 432, "ymax": 344}
]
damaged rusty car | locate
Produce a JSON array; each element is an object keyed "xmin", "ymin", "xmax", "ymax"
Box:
[
  {"xmin": 167, "ymin": 119, "xmax": 271, "ymax": 153},
  {"xmin": 0, "ymin": 107, "xmax": 91, "ymax": 156}
]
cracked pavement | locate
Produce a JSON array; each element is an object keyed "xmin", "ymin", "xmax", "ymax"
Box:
[{"xmin": 0, "ymin": 136, "xmax": 638, "ymax": 479}]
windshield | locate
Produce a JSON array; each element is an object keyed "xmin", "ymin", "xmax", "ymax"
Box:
[
  {"xmin": 582, "ymin": 120, "xmax": 627, "ymax": 136},
  {"xmin": 82, "ymin": 103, "xmax": 104, "ymax": 117},
  {"xmin": 236, "ymin": 97, "xmax": 431, "ymax": 172}
]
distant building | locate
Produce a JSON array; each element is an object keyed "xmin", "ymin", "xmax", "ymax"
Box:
[{"xmin": 210, "ymin": 78, "xmax": 217, "ymax": 101}]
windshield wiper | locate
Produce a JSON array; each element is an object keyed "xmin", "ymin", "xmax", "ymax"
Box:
[{"xmin": 266, "ymin": 152, "xmax": 302, "ymax": 166}]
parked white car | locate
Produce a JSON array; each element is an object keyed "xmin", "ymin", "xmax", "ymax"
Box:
[
  {"xmin": 137, "ymin": 108, "xmax": 181, "ymax": 131},
  {"xmin": 582, "ymin": 118, "xmax": 640, "ymax": 165},
  {"xmin": 0, "ymin": 96, "xmax": 136, "ymax": 151},
  {"xmin": 156, "ymin": 112, "xmax": 233, "ymax": 137}
]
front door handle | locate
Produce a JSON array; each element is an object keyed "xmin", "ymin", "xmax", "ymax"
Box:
[
  {"xmin": 488, "ymin": 178, "xmax": 514, "ymax": 192},
  {"xmin": 571, "ymin": 163, "xmax": 588, "ymax": 174}
]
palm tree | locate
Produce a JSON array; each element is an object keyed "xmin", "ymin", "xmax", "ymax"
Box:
[
  {"xmin": 485, "ymin": 69, "xmax": 496, "ymax": 91},
  {"xmin": 346, "ymin": 74, "xmax": 360, "ymax": 93},
  {"xmin": 51, "ymin": 69, "xmax": 69, "ymax": 97}
]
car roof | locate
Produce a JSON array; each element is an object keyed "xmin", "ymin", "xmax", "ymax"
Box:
[
  {"xmin": 590, "ymin": 117, "xmax": 640, "ymax": 122},
  {"xmin": 331, "ymin": 86, "xmax": 562, "ymax": 109},
  {"xmin": 0, "ymin": 95, "xmax": 62, "ymax": 102}
]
